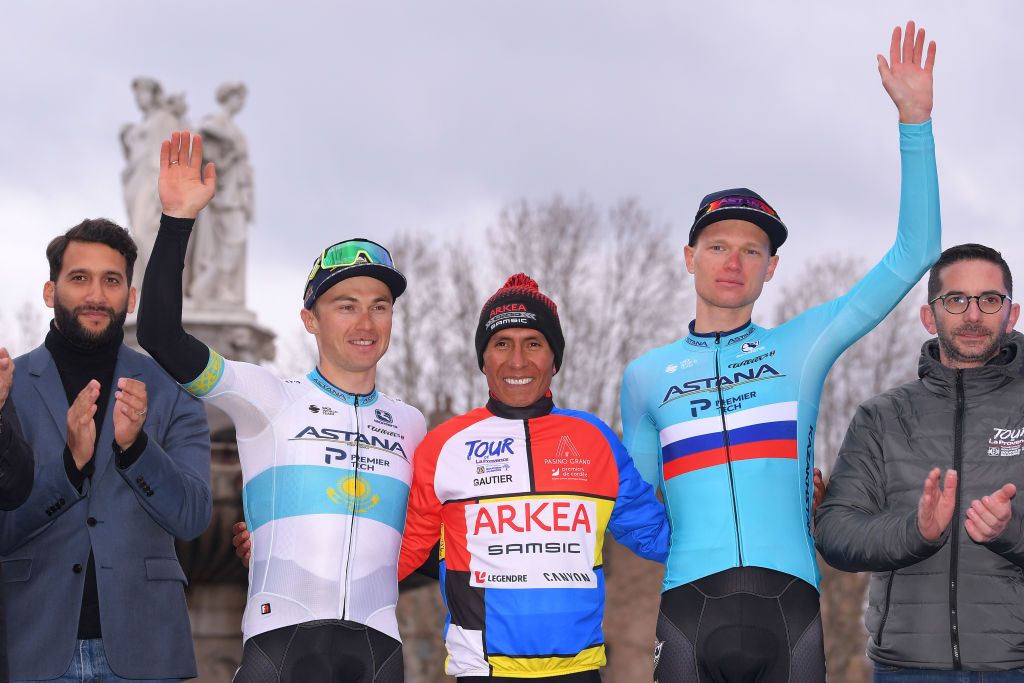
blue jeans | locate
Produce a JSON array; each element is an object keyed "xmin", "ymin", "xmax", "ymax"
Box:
[
  {"xmin": 874, "ymin": 663, "xmax": 1024, "ymax": 682},
  {"xmin": 15, "ymin": 639, "xmax": 180, "ymax": 683}
]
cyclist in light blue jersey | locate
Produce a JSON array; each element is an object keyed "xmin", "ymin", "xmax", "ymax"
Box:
[{"xmin": 621, "ymin": 22, "xmax": 941, "ymax": 682}]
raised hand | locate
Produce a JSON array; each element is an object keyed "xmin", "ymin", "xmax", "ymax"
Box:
[
  {"xmin": 918, "ymin": 467, "xmax": 957, "ymax": 541},
  {"xmin": 67, "ymin": 380, "xmax": 100, "ymax": 470},
  {"xmin": 965, "ymin": 483, "xmax": 1017, "ymax": 543},
  {"xmin": 113, "ymin": 378, "xmax": 148, "ymax": 451},
  {"xmin": 878, "ymin": 20, "xmax": 936, "ymax": 124},
  {"xmin": 159, "ymin": 130, "xmax": 217, "ymax": 219},
  {"xmin": 0, "ymin": 347, "xmax": 13, "ymax": 411},
  {"xmin": 232, "ymin": 521, "xmax": 251, "ymax": 568}
]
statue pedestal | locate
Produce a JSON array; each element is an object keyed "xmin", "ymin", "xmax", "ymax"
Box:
[{"xmin": 124, "ymin": 301, "xmax": 275, "ymax": 367}]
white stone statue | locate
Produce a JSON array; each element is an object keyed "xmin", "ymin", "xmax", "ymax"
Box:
[
  {"xmin": 121, "ymin": 77, "xmax": 184, "ymax": 286},
  {"xmin": 189, "ymin": 82, "xmax": 254, "ymax": 306}
]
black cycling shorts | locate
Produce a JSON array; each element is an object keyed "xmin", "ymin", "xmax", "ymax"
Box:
[
  {"xmin": 459, "ymin": 671, "xmax": 601, "ymax": 683},
  {"xmin": 653, "ymin": 566, "xmax": 825, "ymax": 683},
  {"xmin": 232, "ymin": 619, "xmax": 403, "ymax": 683}
]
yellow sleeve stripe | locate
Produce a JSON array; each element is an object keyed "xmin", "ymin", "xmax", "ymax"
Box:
[{"xmin": 181, "ymin": 349, "xmax": 225, "ymax": 397}]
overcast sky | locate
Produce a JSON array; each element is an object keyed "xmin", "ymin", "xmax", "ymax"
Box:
[{"xmin": 2, "ymin": 2, "xmax": 1021, "ymax": 353}]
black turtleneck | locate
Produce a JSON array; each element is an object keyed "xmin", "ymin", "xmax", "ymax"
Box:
[
  {"xmin": 485, "ymin": 392, "xmax": 555, "ymax": 420},
  {"xmin": 44, "ymin": 321, "xmax": 122, "ymax": 640}
]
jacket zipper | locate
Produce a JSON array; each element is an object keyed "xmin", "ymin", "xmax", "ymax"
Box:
[
  {"xmin": 948, "ymin": 370, "xmax": 964, "ymax": 669},
  {"xmin": 875, "ymin": 571, "xmax": 896, "ymax": 646},
  {"xmin": 714, "ymin": 332, "xmax": 743, "ymax": 565},
  {"xmin": 342, "ymin": 395, "xmax": 361, "ymax": 619}
]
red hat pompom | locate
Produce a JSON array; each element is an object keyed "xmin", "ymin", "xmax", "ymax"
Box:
[{"xmin": 503, "ymin": 273, "xmax": 539, "ymax": 291}]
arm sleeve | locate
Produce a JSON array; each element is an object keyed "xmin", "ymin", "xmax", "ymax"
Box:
[
  {"xmin": 606, "ymin": 425, "xmax": 670, "ymax": 563},
  {"xmin": 814, "ymin": 402, "xmax": 944, "ymax": 572},
  {"xmin": 0, "ymin": 439, "xmax": 87, "ymax": 555},
  {"xmin": 790, "ymin": 121, "xmax": 942, "ymax": 363},
  {"xmin": 0, "ymin": 400, "xmax": 33, "ymax": 511},
  {"xmin": 114, "ymin": 385, "xmax": 212, "ymax": 540},
  {"xmin": 621, "ymin": 360, "xmax": 662, "ymax": 490},
  {"xmin": 983, "ymin": 506, "xmax": 1024, "ymax": 568},
  {"xmin": 136, "ymin": 214, "xmax": 216, "ymax": 384},
  {"xmin": 398, "ymin": 436, "xmax": 444, "ymax": 581}
]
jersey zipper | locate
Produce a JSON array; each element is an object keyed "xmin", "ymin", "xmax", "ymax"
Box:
[
  {"xmin": 715, "ymin": 332, "xmax": 743, "ymax": 565},
  {"xmin": 342, "ymin": 394, "xmax": 361, "ymax": 619},
  {"xmin": 948, "ymin": 370, "xmax": 964, "ymax": 670}
]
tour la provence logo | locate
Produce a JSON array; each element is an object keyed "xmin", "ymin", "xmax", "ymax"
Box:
[{"xmin": 987, "ymin": 426, "xmax": 1024, "ymax": 457}]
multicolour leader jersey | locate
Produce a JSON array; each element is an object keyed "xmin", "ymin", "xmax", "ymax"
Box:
[
  {"xmin": 182, "ymin": 354, "xmax": 426, "ymax": 642},
  {"xmin": 621, "ymin": 121, "xmax": 940, "ymax": 592},
  {"xmin": 398, "ymin": 396, "xmax": 668, "ymax": 679}
]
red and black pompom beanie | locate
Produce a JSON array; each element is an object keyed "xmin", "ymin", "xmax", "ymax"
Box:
[{"xmin": 475, "ymin": 273, "xmax": 565, "ymax": 371}]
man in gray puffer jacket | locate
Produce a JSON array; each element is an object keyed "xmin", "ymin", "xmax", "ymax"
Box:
[{"xmin": 815, "ymin": 243, "xmax": 1024, "ymax": 680}]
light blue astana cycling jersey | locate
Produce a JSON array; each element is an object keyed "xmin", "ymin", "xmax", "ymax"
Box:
[{"xmin": 621, "ymin": 121, "xmax": 940, "ymax": 592}]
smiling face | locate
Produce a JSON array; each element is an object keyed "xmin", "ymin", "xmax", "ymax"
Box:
[
  {"xmin": 44, "ymin": 241, "xmax": 135, "ymax": 347},
  {"xmin": 482, "ymin": 327, "xmax": 556, "ymax": 407},
  {"xmin": 921, "ymin": 259, "xmax": 1020, "ymax": 369},
  {"xmin": 684, "ymin": 219, "xmax": 778, "ymax": 316},
  {"xmin": 301, "ymin": 276, "xmax": 393, "ymax": 385}
]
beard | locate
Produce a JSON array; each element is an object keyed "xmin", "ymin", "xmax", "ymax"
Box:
[
  {"xmin": 936, "ymin": 320, "xmax": 1007, "ymax": 366},
  {"xmin": 53, "ymin": 299, "xmax": 127, "ymax": 350}
]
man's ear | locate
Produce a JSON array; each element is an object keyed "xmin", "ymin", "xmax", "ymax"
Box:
[
  {"xmin": 127, "ymin": 286, "xmax": 137, "ymax": 314},
  {"xmin": 43, "ymin": 281, "xmax": 55, "ymax": 309},
  {"xmin": 1006, "ymin": 302, "xmax": 1020, "ymax": 332},
  {"xmin": 920, "ymin": 303, "xmax": 938, "ymax": 335},
  {"xmin": 683, "ymin": 245, "xmax": 696, "ymax": 275},
  {"xmin": 300, "ymin": 307, "xmax": 318, "ymax": 335},
  {"xmin": 764, "ymin": 254, "xmax": 780, "ymax": 282}
]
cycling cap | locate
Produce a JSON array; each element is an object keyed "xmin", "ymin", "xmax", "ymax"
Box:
[
  {"xmin": 303, "ymin": 238, "xmax": 406, "ymax": 309},
  {"xmin": 689, "ymin": 188, "xmax": 788, "ymax": 254}
]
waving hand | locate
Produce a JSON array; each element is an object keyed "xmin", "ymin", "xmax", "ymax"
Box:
[
  {"xmin": 878, "ymin": 21, "xmax": 936, "ymax": 124},
  {"xmin": 159, "ymin": 130, "xmax": 217, "ymax": 219}
]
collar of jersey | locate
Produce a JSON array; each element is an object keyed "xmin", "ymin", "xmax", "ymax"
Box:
[
  {"xmin": 684, "ymin": 319, "xmax": 759, "ymax": 351},
  {"xmin": 486, "ymin": 392, "xmax": 554, "ymax": 420},
  {"xmin": 307, "ymin": 368, "xmax": 379, "ymax": 406}
]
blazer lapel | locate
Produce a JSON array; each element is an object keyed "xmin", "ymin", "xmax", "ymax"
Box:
[{"xmin": 27, "ymin": 347, "xmax": 69, "ymax": 440}]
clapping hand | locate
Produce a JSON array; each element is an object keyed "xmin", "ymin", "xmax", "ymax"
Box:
[
  {"xmin": 67, "ymin": 380, "xmax": 100, "ymax": 471},
  {"xmin": 878, "ymin": 20, "xmax": 936, "ymax": 124},
  {"xmin": 965, "ymin": 483, "xmax": 1017, "ymax": 543},
  {"xmin": 917, "ymin": 468, "xmax": 957, "ymax": 542},
  {"xmin": 159, "ymin": 130, "xmax": 216, "ymax": 219},
  {"xmin": 113, "ymin": 378, "xmax": 148, "ymax": 451},
  {"xmin": 0, "ymin": 347, "xmax": 12, "ymax": 412}
]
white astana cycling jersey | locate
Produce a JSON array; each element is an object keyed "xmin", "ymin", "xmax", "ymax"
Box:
[{"xmin": 182, "ymin": 351, "xmax": 426, "ymax": 642}]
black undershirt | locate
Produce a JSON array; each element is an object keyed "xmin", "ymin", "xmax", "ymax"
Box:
[{"xmin": 45, "ymin": 322, "xmax": 120, "ymax": 640}]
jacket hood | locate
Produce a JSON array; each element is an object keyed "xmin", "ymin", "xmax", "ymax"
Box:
[{"xmin": 918, "ymin": 329, "xmax": 1024, "ymax": 398}]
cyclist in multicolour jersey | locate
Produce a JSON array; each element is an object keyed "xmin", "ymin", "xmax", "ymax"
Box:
[
  {"xmin": 137, "ymin": 131, "xmax": 426, "ymax": 683},
  {"xmin": 621, "ymin": 22, "xmax": 941, "ymax": 682}
]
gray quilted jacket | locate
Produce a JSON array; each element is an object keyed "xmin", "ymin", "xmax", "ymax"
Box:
[{"xmin": 815, "ymin": 331, "xmax": 1024, "ymax": 671}]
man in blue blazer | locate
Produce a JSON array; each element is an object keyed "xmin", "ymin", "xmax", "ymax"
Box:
[{"xmin": 1, "ymin": 219, "xmax": 211, "ymax": 681}]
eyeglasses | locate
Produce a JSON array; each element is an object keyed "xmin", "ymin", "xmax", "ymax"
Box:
[
  {"xmin": 694, "ymin": 195, "xmax": 780, "ymax": 222},
  {"xmin": 929, "ymin": 293, "xmax": 1011, "ymax": 315},
  {"xmin": 306, "ymin": 239, "xmax": 397, "ymax": 285}
]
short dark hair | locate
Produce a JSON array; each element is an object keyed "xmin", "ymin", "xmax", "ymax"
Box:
[
  {"xmin": 46, "ymin": 218, "xmax": 139, "ymax": 284},
  {"xmin": 927, "ymin": 243, "xmax": 1013, "ymax": 301}
]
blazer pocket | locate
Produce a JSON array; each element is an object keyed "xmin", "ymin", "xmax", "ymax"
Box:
[
  {"xmin": 145, "ymin": 557, "xmax": 187, "ymax": 585},
  {"xmin": 1, "ymin": 558, "xmax": 32, "ymax": 583}
]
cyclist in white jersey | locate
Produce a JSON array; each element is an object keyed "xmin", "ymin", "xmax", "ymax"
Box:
[{"xmin": 137, "ymin": 131, "xmax": 426, "ymax": 682}]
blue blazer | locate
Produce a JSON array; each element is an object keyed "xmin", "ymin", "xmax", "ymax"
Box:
[{"xmin": 2, "ymin": 343, "xmax": 211, "ymax": 680}]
